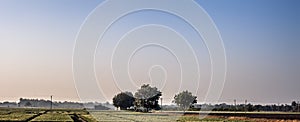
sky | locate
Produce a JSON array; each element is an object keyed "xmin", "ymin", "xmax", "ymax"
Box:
[{"xmin": 0, "ymin": 0, "xmax": 299, "ymax": 104}]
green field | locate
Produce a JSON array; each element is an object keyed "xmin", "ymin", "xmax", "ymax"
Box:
[
  {"xmin": 0, "ymin": 108, "xmax": 239, "ymax": 122},
  {"xmin": 0, "ymin": 108, "xmax": 299, "ymax": 121},
  {"xmin": 0, "ymin": 108, "xmax": 95, "ymax": 122},
  {"xmin": 88, "ymin": 111, "xmax": 255, "ymax": 122},
  {"xmin": 90, "ymin": 111, "xmax": 179, "ymax": 122}
]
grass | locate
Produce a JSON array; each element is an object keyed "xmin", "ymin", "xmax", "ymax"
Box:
[
  {"xmin": 30, "ymin": 113, "xmax": 73, "ymax": 121},
  {"xmin": 91, "ymin": 111, "xmax": 240, "ymax": 122},
  {"xmin": 0, "ymin": 108, "xmax": 299, "ymax": 121},
  {"xmin": 0, "ymin": 108, "xmax": 93, "ymax": 121},
  {"xmin": 0, "ymin": 108, "xmax": 42, "ymax": 121},
  {"xmin": 177, "ymin": 116, "xmax": 251, "ymax": 122},
  {"xmin": 0, "ymin": 113, "xmax": 36, "ymax": 121},
  {"xmin": 79, "ymin": 114, "xmax": 98, "ymax": 122}
]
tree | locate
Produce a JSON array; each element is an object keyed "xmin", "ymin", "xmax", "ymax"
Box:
[
  {"xmin": 292, "ymin": 101, "xmax": 297, "ymax": 107},
  {"xmin": 24, "ymin": 102, "xmax": 32, "ymax": 107},
  {"xmin": 112, "ymin": 92, "xmax": 135, "ymax": 110},
  {"xmin": 134, "ymin": 84, "xmax": 162, "ymax": 112},
  {"xmin": 94, "ymin": 104, "xmax": 110, "ymax": 110},
  {"xmin": 253, "ymin": 104, "xmax": 262, "ymax": 112},
  {"xmin": 173, "ymin": 90, "xmax": 197, "ymax": 112},
  {"xmin": 292, "ymin": 101, "xmax": 297, "ymax": 112}
]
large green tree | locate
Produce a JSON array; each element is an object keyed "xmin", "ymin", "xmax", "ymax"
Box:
[
  {"xmin": 134, "ymin": 84, "xmax": 162, "ymax": 112},
  {"xmin": 112, "ymin": 91, "xmax": 135, "ymax": 110},
  {"xmin": 173, "ymin": 90, "xmax": 197, "ymax": 111}
]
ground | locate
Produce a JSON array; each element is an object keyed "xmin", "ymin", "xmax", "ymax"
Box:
[{"xmin": 0, "ymin": 108, "xmax": 299, "ymax": 121}]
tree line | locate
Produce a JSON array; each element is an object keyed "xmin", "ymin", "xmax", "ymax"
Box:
[
  {"xmin": 18, "ymin": 98, "xmax": 84, "ymax": 108},
  {"xmin": 201, "ymin": 102, "xmax": 300, "ymax": 112},
  {"xmin": 0, "ymin": 98, "xmax": 113, "ymax": 110},
  {"xmin": 112, "ymin": 84, "xmax": 300, "ymax": 112},
  {"xmin": 112, "ymin": 84, "xmax": 197, "ymax": 112}
]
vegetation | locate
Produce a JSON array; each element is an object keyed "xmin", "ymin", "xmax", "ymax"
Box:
[
  {"xmin": 0, "ymin": 108, "xmax": 94, "ymax": 121},
  {"xmin": 78, "ymin": 114, "xmax": 98, "ymax": 122},
  {"xmin": 89, "ymin": 111, "xmax": 300, "ymax": 121},
  {"xmin": 112, "ymin": 91, "xmax": 134, "ymax": 110},
  {"xmin": 18, "ymin": 98, "xmax": 84, "ymax": 109},
  {"xmin": 112, "ymin": 84, "xmax": 162, "ymax": 112},
  {"xmin": 0, "ymin": 108, "xmax": 42, "ymax": 121},
  {"xmin": 31, "ymin": 113, "xmax": 73, "ymax": 121},
  {"xmin": 173, "ymin": 90, "xmax": 197, "ymax": 111},
  {"xmin": 177, "ymin": 116, "xmax": 227, "ymax": 122},
  {"xmin": 0, "ymin": 84, "xmax": 299, "ymax": 121},
  {"xmin": 199, "ymin": 102, "xmax": 298, "ymax": 112},
  {"xmin": 1, "ymin": 108, "xmax": 300, "ymax": 121},
  {"xmin": 0, "ymin": 113, "xmax": 36, "ymax": 121},
  {"xmin": 134, "ymin": 84, "xmax": 162, "ymax": 112},
  {"xmin": 90, "ymin": 111, "xmax": 179, "ymax": 121}
]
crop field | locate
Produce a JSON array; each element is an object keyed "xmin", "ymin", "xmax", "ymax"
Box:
[
  {"xmin": 30, "ymin": 113, "xmax": 73, "ymax": 121},
  {"xmin": 0, "ymin": 107, "xmax": 96, "ymax": 121},
  {"xmin": 89, "ymin": 111, "xmax": 300, "ymax": 122},
  {"xmin": 90, "ymin": 111, "xmax": 180, "ymax": 121},
  {"xmin": 1, "ymin": 108, "xmax": 300, "ymax": 121}
]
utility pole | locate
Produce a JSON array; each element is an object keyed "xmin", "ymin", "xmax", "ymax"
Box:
[
  {"xmin": 160, "ymin": 98, "xmax": 163, "ymax": 112},
  {"xmin": 244, "ymin": 100, "xmax": 247, "ymax": 112},
  {"xmin": 50, "ymin": 95, "xmax": 53, "ymax": 110},
  {"xmin": 297, "ymin": 101, "xmax": 300, "ymax": 112},
  {"xmin": 234, "ymin": 99, "xmax": 237, "ymax": 112}
]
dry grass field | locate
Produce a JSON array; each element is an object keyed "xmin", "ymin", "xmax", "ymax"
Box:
[{"xmin": 1, "ymin": 108, "xmax": 300, "ymax": 121}]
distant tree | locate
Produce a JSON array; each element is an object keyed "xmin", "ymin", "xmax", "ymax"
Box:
[
  {"xmin": 173, "ymin": 90, "xmax": 197, "ymax": 112},
  {"xmin": 94, "ymin": 104, "xmax": 110, "ymax": 110},
  {"xmin": 292, "ymin": 101, "xmax": 297, "ymax": 111},
  {"xmin": 253, "ymin": 104, "xmax": 262, "ymax": 112},
  {"xmin": 113, "ymin": 91, "xmax": 135, "ymax": 110},
  {"xmin": 134, "ymin": 84, "xmax": 162, "ymax": 112},
  {"xmin": 246, "ymin": 103, "xmax": 254, "ymax": 111},
  {"xmin": 24, "ymin": 102, "xmax": 32, "ymax": 107},
  {"xmin": 292, "ymin": 101, "xmax": 297, "ymax": 107}
]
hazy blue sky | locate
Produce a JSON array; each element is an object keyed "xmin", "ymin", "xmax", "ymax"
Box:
[{"xmin": 0, "ymin": 0, "xmax": 299, "ymax": 104}]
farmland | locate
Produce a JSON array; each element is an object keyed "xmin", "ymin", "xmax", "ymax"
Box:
[
  {"xmin": 89, "ymin": 111, "xmax": 300, "ymax": 122},
  {"xmin": 1, "ymin": 108, "xmax": 300, "ymax": 121},
  {"xmin": 0, "ymin": 107, "xmax": 96, "ymax": 121}
]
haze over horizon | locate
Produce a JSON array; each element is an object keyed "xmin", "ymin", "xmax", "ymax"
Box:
[{"xmin": 0, "ymin": 0, "xmax": 299, "ymax": 105}]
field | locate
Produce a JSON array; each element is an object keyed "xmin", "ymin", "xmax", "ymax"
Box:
[
  {"xmin": 89, "ymin": 111, "xmax": 300, "ymax": 122},
  {"xmin": 0, "ymin": 107, "xmax": 96, "ymax": 121},
  {"xmin": 1, "ymin": 108, "xmax": 300, "ymax": 121}
]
